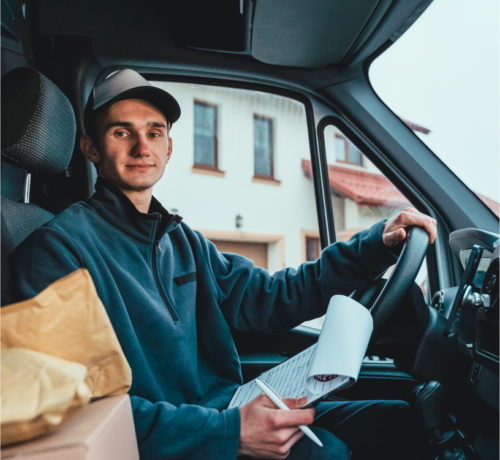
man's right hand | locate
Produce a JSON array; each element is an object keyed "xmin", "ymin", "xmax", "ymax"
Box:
[{"xmin": 238, "ymin": 394, "xmax": 315, "ymax": 459}]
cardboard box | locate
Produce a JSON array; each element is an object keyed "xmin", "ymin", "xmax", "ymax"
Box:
[{"xmin": 2, "ymin": 395, "xmax": 139, "ymax": 460}]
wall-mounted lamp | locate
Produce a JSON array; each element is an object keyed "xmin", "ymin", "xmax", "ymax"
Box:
[{"xmin": 235, "ymin": 214, "xmax": 243, "ymax": 229}]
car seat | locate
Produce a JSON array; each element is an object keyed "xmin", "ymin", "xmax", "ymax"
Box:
[{"xmin": 1, "ymin": 67, "xmax": 76, "ymax": 305}]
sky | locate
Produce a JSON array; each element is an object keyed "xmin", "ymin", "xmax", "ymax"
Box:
[{"xmin": 369, "ymin": 0, "xmax": 499, "ymax": 202}]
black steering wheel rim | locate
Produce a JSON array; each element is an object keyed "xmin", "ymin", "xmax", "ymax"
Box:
[{"xmin": 368, "ymin": 226, "xmax": 429, "ymax": 342}]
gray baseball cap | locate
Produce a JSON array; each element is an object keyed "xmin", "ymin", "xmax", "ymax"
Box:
[{"xmin": 84, "ymin": 69, "xmax": 181, "ymax": 135}]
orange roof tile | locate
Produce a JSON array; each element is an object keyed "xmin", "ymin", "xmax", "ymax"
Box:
[{"xmin": 302, "ymin": 159, "xmax": 411, "ymax": 207}]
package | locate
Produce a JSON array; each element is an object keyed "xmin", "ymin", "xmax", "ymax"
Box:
[
  {"xmin": 1, "ymin": 347, "xmax": 91, "ymax": 445},
  {"xmin": 1, "ymin": 268, "xmax": 132, "ymax": 397},
  {"xmin": 1, "ymin": 395, "xmax": 139, "ymax": 460}
]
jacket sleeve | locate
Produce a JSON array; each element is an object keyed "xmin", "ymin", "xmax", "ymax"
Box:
[
  {"xmin": 200, "ymin": 220, "xmax": 398, "ymax": 332},
  {"xmin": 131, "ymin": 396, "xmax": 241, "ymax": 460}
]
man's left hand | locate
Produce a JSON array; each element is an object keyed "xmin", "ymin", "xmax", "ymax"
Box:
[{"xmin": 382, "ymin": 207, "xmax": 437, "ymax": 247}]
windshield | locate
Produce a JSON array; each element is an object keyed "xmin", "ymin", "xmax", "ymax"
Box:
[{"xmin": 370, "ymin": 0, "xmax": 499, "ymax": 217}]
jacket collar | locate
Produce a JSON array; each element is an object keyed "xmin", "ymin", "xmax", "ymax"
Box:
[{"xmin": 88, "ymin": 178, "xmax": 182, "ymax": 243}]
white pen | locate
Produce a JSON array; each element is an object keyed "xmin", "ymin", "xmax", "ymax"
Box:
[{"xmin": 254, "ymin": 379, "xmax": 323, "ymax": 448}]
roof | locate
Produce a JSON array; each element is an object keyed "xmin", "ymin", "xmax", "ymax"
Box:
[
  {"xmin": 301, "ymin": 159, "xmax": 411, "ymax": 207},
  {"xmin": 402, "ymin": 119, "xmax": 431, "ymax": 135},
  {"xmin": 477, "ymin": 193, "xmax": 500, "ymax": 217},
  {"xmin": 302, "ymin": 160, "xmax": 500, "ymax": 216}
]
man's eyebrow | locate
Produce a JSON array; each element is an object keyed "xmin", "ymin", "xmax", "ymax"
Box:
[
  {"xmin": 148, "ymin": 121, "xmax": 168, "ymax": 128},
  {"xmin": 105, "ymin": 121, "xmax": 168, "ymax": 129}
]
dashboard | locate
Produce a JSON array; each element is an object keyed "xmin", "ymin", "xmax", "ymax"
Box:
[{"xmin": 429, "ymin": 228, "xmax": 499, "ymax": 409}]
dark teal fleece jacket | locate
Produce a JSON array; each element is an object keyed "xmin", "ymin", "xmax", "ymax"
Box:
[{"xmin": 13, "ymin": 179, "xmax": 397, "ymax": 459}]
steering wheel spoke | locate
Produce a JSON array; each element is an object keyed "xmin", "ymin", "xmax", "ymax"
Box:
[{"xmin": 367, "ymin": 226, "xmax": 429, "ymax": 342}]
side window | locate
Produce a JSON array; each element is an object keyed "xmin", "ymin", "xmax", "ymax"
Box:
[
  {"xmin": 151, "ymin": 81, "xmax": 317, "ymax": 276},
  {"xmin": 325, "ymin": 124, "xmax": 430, "ymax": 295},
  {"xmin": 194, "ymin": 101, "xmax": 218, "ymax": 170},
  {"xmin": 302, "ymin": 124, "xmax": 430, "ymax": 330}
]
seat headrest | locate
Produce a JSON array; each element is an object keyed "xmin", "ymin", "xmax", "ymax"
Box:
[{"xmin": 1, "ymin": 67, "xmax": 76, "ymax": 175}]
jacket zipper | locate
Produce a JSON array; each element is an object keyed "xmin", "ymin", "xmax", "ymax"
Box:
[{"xmin": 152, "ymin": 240, "xmax": 179, "ymax": 322}]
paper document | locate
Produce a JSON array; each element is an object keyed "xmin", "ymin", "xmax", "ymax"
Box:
[{"xmin": 229, "ymin": 295, "xmax": 372, "ymax": 408}]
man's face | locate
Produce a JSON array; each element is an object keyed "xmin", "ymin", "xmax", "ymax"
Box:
[{"xmin": 89, "ymin": 98, "xmax": 172, "ymax": 193}]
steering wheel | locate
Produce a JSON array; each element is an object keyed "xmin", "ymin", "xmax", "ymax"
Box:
[{"xmin": 356, "ymin": 226, "xmax": 429, "ymax": 343}]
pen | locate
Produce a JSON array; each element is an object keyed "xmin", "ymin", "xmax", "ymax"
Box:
[{"xmin": 254, "ymin": 379, "xmax": 323, "ymax": 448}]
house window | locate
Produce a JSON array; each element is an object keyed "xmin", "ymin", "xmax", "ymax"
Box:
[
  {"xmin": 347, "ymin": 141, "xmax": 363, "ymax": 166},
  {"xmin": 305, "ymin": 236, "xmax": 321, "ymax": 261},
  {"xmin": 335, "ymin": 134, "xmax": 363, "ymax": 166},
  {"xmin": 194, "ymin": 101, "xmax": 217, "ymax": 168},
  {"xmin": 254, "ymin": 115, "xmax": 273, "ymax": 178},
  {"xmin": 335, "ymin": 135, "xmax": 347, "ymax": 162}
]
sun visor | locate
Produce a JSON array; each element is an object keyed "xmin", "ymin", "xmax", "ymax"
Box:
[{"xmin": 251, "ymin": 0, "xmax": 380, "ymax": 68}]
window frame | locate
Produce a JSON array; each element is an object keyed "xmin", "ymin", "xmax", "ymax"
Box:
[
  {"xmin": 193, "ymin": 99, "xmax": 220, "ymax": 172},
  {"xmin": 300, "ymin": 229, "xmax": 321, "ymax": 262},
  {"xmin": 306, "ymin": 236, "xmax": 321, "ymax": 261}
]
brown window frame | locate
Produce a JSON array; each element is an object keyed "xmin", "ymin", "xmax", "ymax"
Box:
[
  {"xmin": 253, "ymin": 114, "xmax": 275, "ymax": 180},
  {"xmin": 304, "ymin": 234, "xmax": 321, "ymax": 262},
  {"xmin": 334, "ymin": 133, "xmax": 364, "ymax": 167},
  {"xmin": 193, "ymin": 100, "xmax": 220, "ymax": 172}
]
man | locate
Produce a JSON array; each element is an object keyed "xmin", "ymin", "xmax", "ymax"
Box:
[{"xmin": 14, "ymin": 69, "xmax": 436, "ymax": 459}]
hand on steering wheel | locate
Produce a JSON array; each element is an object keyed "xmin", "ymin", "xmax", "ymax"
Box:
[{"xmin": 382, "ymin": 208, "xmax": 436, "ymax": 248}]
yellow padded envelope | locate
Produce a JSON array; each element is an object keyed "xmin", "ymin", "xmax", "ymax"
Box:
[{"xmin": 1, "ymin": 268, "xmax": 132, "ymax": 398}]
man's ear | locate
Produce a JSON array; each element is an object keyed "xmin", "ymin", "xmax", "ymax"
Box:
[
  {"xmin": 80, "ymin": 134, "xmax": 101, "ymax": 164},
  {"xmin": 166, "ymin": 137, "xmax": 173, "ymax": 163}
]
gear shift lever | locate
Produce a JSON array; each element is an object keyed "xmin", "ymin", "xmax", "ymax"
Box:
[
  {"xmin": 412, "ymin": 381, "xmax": 479, "ymax": 459},
  {"xmin": 413, "ymin": 381, "xmax": 454, "ymax": 441}
]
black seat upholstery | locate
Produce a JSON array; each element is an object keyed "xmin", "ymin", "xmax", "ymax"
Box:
[{"xmin": 1, "ymin": 67, "xmax": 76, "ymax": 305}]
